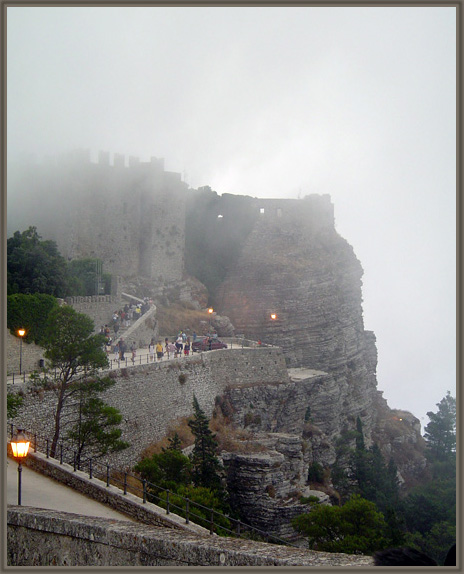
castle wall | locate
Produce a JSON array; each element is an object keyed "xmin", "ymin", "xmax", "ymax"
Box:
[
  {"xmin": 7, "ymin": 152, "xmax": 187, "ymax": 282},
  {"xmin": 6, "ymin": 332, "xmax": 44, "ymax": 376},
  {"xmin": 7, "ymin": 347, "xmax": 289, "ymax": 468}
]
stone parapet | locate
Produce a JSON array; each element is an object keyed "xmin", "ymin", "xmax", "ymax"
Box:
[
  {"xmin": 16, "ymin": 451, "xmax": 208, "ymax": 535},
  {"xmin": 7, "ymin": 506, "xmax": 373, "ymax": 567}
]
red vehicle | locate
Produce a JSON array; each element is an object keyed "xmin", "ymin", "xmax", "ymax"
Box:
[{"xmin": 192, "ymin": 337, "xmax": 228, "ymax": 352}]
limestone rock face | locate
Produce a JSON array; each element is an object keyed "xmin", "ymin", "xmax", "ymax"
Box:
[
  {"xmin": 219, "ymin": 197, "xmax": 368, "ymax": 372},
  {"xmin": 214, "ymin": 195, "xmax": 427, "ymax": 535},
  {"xmin": 222, "ymin": 435, "xmax": 313, "ymax": 539}
]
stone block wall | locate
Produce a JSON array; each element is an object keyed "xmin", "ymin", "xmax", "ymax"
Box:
[
  {"xmin": 6, "ymin": 331, "xmax": 44, "ymax": 375},
  {"xmin": 7, "ymin": 154, "xmax": 187, "ymax": 282},
  {"xmin": 7, "ymin": 507, "xmax": 373, "ymax": 567},
  {"xmin": 7, "ymin": 346, "xmax": 289, "ymax": 468},
  {"xmin": 65, "ymin": 295, "xmax": 119, "ymax": 332}
]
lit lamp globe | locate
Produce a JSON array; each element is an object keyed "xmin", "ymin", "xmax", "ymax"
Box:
[
  {"xmin": 18, "ymin": 328, "xmax": 26, "ymax": 375},
  {"xmin": 10, "ymin": 428, "xmax": 30, "ymax": 506},
  {"xmin": 208, "ymin": 308, "xmax": 214, "ymax": 334},
  {"xmin": 270, "ymin": 313, "xmax": 277, "ymax": 320}
]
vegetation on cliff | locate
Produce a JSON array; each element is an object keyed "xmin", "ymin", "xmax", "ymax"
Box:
[
  {"xmin": 294, "ymin": 395, "xmax": 455, "ymax": 562},
  {"xmin": 293, "ymin": 494, "xmax": 394, "ymax": 554},
  {"xmin": 135, "ymin": 398, "xmax": 232, "ymax": 532}
]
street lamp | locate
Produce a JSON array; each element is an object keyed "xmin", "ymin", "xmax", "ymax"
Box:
[
  {"xmin": 208, "ymin": 308, "xmax": 214, "ymax": 334},
  {"xmin": 10, "ymin": 429, "xmax": 30, "ymax": 505},
  {"xmin": 270, "ymin": 313, "xmax": 277, "ymax": 321},
  {"xmin": 18, "ymin": 329, "xmax": 26, "ymax": 375}
]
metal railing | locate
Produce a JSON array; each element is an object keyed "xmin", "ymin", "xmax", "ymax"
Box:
[
  {"xmin": 7, "ymin": 425, "xmax": 296, "ymax": 547},
  {"xmin": 6, "ymin": 339, "xmax": 273, "ymax": 384}
]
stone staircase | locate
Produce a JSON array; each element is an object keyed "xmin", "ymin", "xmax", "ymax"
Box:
[{"xmin": 110, "ymin": 298, "xmax": 157, "ymax": 349}]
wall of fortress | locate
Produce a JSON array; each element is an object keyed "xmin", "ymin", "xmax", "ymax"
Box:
[
  {"xmin": 7, "ymin": 347, "xmax": 289, "ymax": 469},
  {"xmin": 8, "ymin": 151, "xmax": 187, "ymax": 282}
]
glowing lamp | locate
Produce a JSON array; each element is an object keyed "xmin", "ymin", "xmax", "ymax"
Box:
[
  {"xmin": 17, "ymin": 329, "xmax": 26, "ymax": 375},
  {"xmin": 10, "ymin": 428, "xmax": 30, "ymax": 506},
  {"xmin": 10, "ymin": 429, "xmax": 30, "ymax": 458}
]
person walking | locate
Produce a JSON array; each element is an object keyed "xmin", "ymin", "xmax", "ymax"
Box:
[
  {"xmin": 175, "ymin": 335, "xmax": 183, "ymax": 357},
  {"xmin": 156, "ymin": 341, "xmax": 164, "ymax": 361},
  {"xmin": 131, "ymin": 342, "xmax": 137, "ymax": 365},
  {"xmin": 149, "ymin": 340, "xmax": 155, "ymax": 362},
  {"xmin": 119, "ymin": 338, "xmax": 126, "ymax": 361}
]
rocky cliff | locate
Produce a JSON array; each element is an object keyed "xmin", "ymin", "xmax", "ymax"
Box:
[
  {"xmin": 218, "ymin": 196, "xmax": 381, "ymax": 443},
  {"xmin": 8, "ymin": 162, "xmax": 428, "ymax": 540}
]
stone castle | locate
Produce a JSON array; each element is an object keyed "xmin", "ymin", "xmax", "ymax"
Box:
[{"xmin": 7, "ymin": 151, "xmax": 428, "ymax": 542}]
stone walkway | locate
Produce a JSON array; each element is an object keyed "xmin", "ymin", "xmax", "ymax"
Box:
[
  {"xmin": 7, "ymin": 338, "xmax": 254, "ymax": 384},
  {"xmin": 7, "ymin": 457, "xmax": 134, "ymax": 521}
]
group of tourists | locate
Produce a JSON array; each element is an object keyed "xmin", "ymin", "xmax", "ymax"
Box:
[{"xmin": 147, "ymin": 331, "xmax": 194, "ymax": 362}]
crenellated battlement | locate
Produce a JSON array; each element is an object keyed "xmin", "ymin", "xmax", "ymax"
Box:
[{"xmin": 8, "ymin": 152, "xmax": 335, "ymax": 287}]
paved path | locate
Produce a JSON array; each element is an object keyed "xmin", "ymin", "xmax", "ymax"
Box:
[
  {"xmin": 7, "ymin": 457, "xmax": 133, "ymax": 521},
  {"xmin": 7, "ymin": 338, "xmax": 254, "ymax": 384}
]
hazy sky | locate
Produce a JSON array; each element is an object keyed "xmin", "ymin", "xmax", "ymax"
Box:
[{"xmin": 7, "ymin": 6, "xmax": 456, "ymax": 428}]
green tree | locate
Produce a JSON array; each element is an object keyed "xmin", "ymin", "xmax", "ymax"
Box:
[
  {"xmin": 292, "ymin": 494, "xmax": 391, "ymax": 555},
  {"xmin": 404, "ymin": 522, "xmax": 456, "ymax": 565},
  {"xmin": 7, "ymin": 393, "xmax": 23, "ymax": 418},
  {"xmin": 67, "ymin": 258, "xmax": 109, "ymax": 296},
  {"xmin": 164, "ymin": 432, "xmax": 182, "ymax": 453},
  {"xmin": 424, "ymin": 391, "xmax": 456, "ymax": 461},
  {"xmin": 399, "ymin": 476, "xmax": 456, "ymax": 536},
  {"xmin": 7, "ymin": 227, "xmax": 69, "ymax": 297},
  {"xmin": 134, "ymin": 449, "xmax": 192, "ymax": 493},
  {"xmin": 67, "ymin": 395, "xmax": 129, "ymax": 463},
  {"xmin": 39, "ymin": 306, "xmax": 110, "ymax": 457},
  {"xmin": 188, "ymin": 395, "xmax": 223, "ymax": 492},
  {"xmin": 7, "ymin": 293, "xmax": 59, "ymax": 344}
]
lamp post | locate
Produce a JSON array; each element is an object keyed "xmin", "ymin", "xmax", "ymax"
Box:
[
  {"xmin": 10, "ymin": 429, "xmax": 30, "ymax": 505},
  {"xmin": 208, "ymin": 307, "xmax": 214, "ymax": 334},
  {"xmin": 18, "ymin": 329, "xmax": 26, "ymax": 375}
]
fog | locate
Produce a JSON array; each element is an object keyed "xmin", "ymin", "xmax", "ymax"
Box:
[{"xmin": 6, "ymin": 6, "xmax": 456, "ymax": 427}]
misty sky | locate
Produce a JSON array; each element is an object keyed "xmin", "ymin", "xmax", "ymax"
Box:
[{"xmin": 7, "ymin": 6, "xmax": 456, "ymax": 428}]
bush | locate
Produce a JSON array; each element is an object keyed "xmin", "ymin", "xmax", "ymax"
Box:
[
  {"xmin": 292, "ymin": 494, "xmax": 392, "ymax": 555},
  {"xmin": 308, "ymin": 462, "xmax": 325, "ymax": 484},
  {"xmin": 7, "ymin": 293, "xmax": 59, "ymax": 344}
]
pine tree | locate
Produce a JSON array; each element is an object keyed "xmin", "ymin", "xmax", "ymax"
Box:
[
  {"xmin": 163, "ymin": 432, "xmax": 182, "ymax": 453},
  {"xmin": 424, "ymin": 391, "xmax": 456, "ymax": 461},
  {"xmin": 188, "ymin": 395, "xmax": 223, "ymax": 492}
]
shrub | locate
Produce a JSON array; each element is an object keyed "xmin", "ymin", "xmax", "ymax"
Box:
[
  {"xmin": 308, "ymin": 462, "xmax": 325, "ymax": 484},
  {"xmin": 7, "ymin": 293, "xmax": 59, "ymax": 344}
]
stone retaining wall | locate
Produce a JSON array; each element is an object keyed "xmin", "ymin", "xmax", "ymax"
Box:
[
  {"xmin": 6, "ymin": 331, "xmax": 44, "ymax": 376},
  {"xmin": 7, "ymin": 506, "xmax": 373, "ymax": 567},
  {"xmin": 8, "ymin": 346, "xmax": 289, "ymax": 468}
]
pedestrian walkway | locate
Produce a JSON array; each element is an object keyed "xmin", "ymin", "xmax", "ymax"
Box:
[
  {"xmin": 7, "ymin": 457, "xmax": 133, "ymax": 521},
  {"xmin": 7, "ymin": 338, "xmax": 253, "ymax": 384}
]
